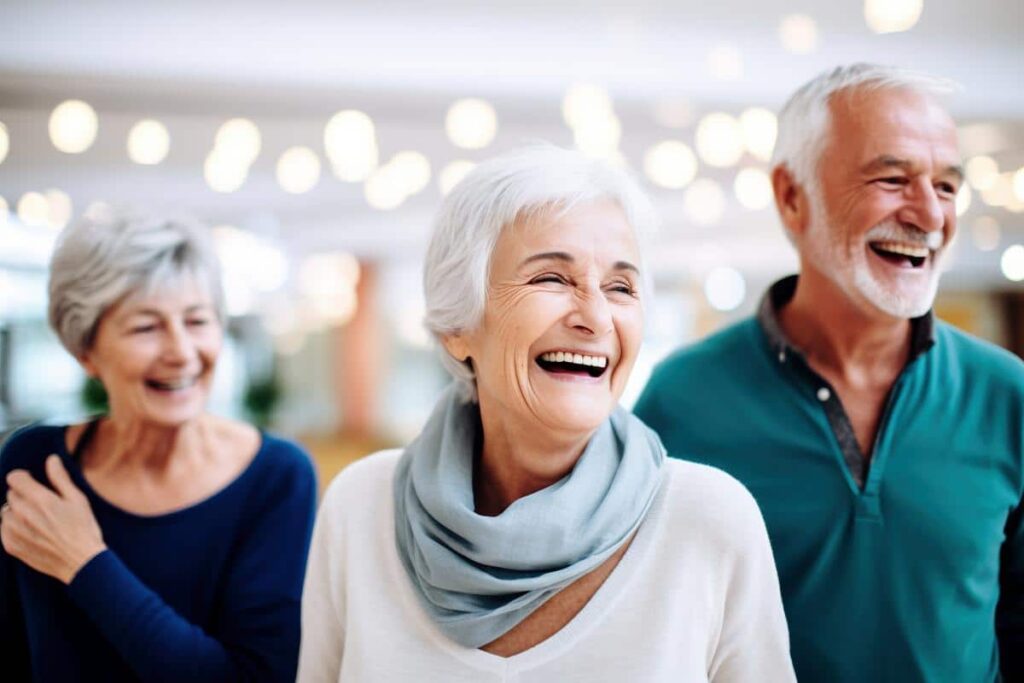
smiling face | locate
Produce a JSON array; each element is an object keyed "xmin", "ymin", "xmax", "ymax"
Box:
[
  {"xmin": 800, "ymin": 87, "xmax": 962, "ymax": 319},
  {"xmin": 445, "ymin": 200, "xmax": 644, "ymax": 445},
  {"xmin": 81, "ymin": 276, "xmax": 222, "ymax": 428}
]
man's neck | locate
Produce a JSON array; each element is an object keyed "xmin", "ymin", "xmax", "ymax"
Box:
[{"xmin": 778, "ymin": 270, "xmax": 912, "ymax": 387}]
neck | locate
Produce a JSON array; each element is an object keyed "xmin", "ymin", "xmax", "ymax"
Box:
[
  {"xmin": 779, "ymin": 269, "xmax": 912, "ymax": 382},
  {"xmin": 474, "ymin": 401, "xmax": 593, "ymax": 517},
  {"xmin": 91, "ymin": 412, "xmax": 209, "ymax": 473}
]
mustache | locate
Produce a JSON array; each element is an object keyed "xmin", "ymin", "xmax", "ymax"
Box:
[{"xmin": 865, "ymin": 220, "xmax": 944, "ymax": 250}]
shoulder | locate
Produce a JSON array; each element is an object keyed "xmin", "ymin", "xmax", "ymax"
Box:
[
  {"xmin": 321, "ymin": 449, "xmax": 402, "ymax": 514},
  {"xmin": 233, "ymin": 430, "xmax": 318, "ymax": 514},
  {"xmin": 0, "ymin": 423, "xmax": 66, "ymax": 477},
  {"xmin": 934, "ymin": 320, "xmax": 1024, "ymax": 383},
  {"xmin": 658, "ymin": 459, "xmax": 767, "ymax": 548}
]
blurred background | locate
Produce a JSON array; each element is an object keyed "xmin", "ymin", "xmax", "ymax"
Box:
[{"xmin": 1, "ymin": 0, "xmax": 1022, "ymax": 486}]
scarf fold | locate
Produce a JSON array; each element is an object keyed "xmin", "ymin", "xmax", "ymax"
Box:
[{"xmin": 393, "ymin": 384, "xmax": 666, "ymax": 648}]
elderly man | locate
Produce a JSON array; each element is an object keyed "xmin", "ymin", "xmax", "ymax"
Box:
[{"xmin": 636, "ymin": 64, "xmax": 1024, "ymax": 682}]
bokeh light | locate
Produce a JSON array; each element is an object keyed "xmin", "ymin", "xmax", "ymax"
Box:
[
  {"xmin": 127, "ymin": 119, "xmax": 171, "ymax": 165},
  {"xmin": 45, "ymin": 189, "xmax": 73, "ymax": 229},
  {"xmin": 695, "ymin": 113, "xmax": 744, "ymax": 168},
  {"xmin": 705, "ymin": 267, "xmax": 746, "ymax": 311},
  {"xmin": 966, "ymin": 155, "xmax": 999, "ymax": 191},
  {"xmin": 389, "ymin": 151, "xmax": 432, "ymax": 196},
  {"xmin": 970, "ymin": 216, "xmax": 1000, "ymax": 252},
  {"xmin": 562, "ymin": 84, "xmax": 613, "ymax": 128},
  {"xmin": 734, "ymin": 168, "xmax": 773, "ymax": 210},
  {"xmin": 276, "ymin": 146, "xmax": 322, "ymax": 194},
  {"xmin": 643, "ymin": 141, "xmax": 698, "ymax": 189},
  {"xmin": 864, "ymin": 0, "xmax": 923, "ymax": 34},
  {"xmin": 324, "ymin": 109, "xmax": 378, "ymax": 182},
  {"xmin": 49, "ymin": 99, "xmax": 98, "ymax": 154},
  {"xmin": 204, "ymin": 149, "xmax": 248, "ymax": 193},
  {"xmin": 214, "ymin": 118, "xmax": 261, "ymax": 165},
  {"xmin": 0, "ymin": 121, "xmax": 8, "ymax": 164},
  {"xmin": 1001, "ymin": 245, "xmax": 1024, "ymax": 282},
  {"xmin": 438, "ymin": 160, "xmax": 477, "ymax": 196},
  {"xmin": 445, "ymin": 98, "xmax": 498, "ymax": 150},
  {"xmin": 17, "ymin": 192, "xmax": 50, "ymax": 227},
  {"xmin": 739, "ymin": 108, "xmax": 777, "ymax": 162},
  {"xmin": 364, "ymin": 164, "xmax": 407, "ymax": 210}
]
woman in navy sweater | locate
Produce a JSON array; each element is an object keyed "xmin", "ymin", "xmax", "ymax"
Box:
[{"xmin": 0, "ymin": 209, "xmax": 317, "ymax": 682}]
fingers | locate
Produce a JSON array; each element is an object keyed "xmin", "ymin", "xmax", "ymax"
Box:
[
  {"xmin": 5, "ymin": 470, "xmax": 56, "ymax": 506},
  {"xmin": 45, "ymin": 455, "xmax": 82, "ymax": 500}
]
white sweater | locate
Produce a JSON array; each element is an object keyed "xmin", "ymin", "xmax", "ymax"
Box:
[{"xmin": 298, "ymin": 450, "xmax": 795, "ymax": 682}]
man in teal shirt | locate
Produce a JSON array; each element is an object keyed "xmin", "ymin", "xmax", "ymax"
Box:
[{"xmin": 636, "ymin": 64, "xmax": 1024, "ymax": 682}]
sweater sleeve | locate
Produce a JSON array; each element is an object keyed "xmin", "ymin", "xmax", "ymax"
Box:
[
  {"xmin": 65, "ymin": 451, "xmax": 317, "ymax": 683},
  {"xmin": 708, "ymin": 484, "xmax": 796, "ymax": 683},
  {"xmin": 0, "ymin": 433, "xmax": 33, "ymax": 681},
  {"xmin": 296, "ymin": 476, "xmax": 347, "ymax": 683}
]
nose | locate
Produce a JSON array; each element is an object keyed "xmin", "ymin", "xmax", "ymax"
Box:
[
  {"xmin": 161, "ymin": 321, "xmax": 197, "ymax": 363},
  {"xmin": 898, "ymin": 178, "xmax": 946, "ymax": 234},
  {"xmin": 566, "ymin": 285, "xmax": 614, "ymax": 337}
]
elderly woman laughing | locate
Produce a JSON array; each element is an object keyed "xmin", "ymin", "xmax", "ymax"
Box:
[
  {"xmin": 0, "ymin": 210, "xmax": 317, "ymax": 682},
  {"xmin": 298, "ymin": 146, "xmax": 795, "ymax": 682}
]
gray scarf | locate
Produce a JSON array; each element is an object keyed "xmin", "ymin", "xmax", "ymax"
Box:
[{"xmin": 393, "ymin": 384, "xmax": 666, "ymax": 648}]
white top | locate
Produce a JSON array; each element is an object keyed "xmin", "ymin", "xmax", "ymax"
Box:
[{"xmin": 298, "ymin": 450, "xmax": 795, "ymax": 683}]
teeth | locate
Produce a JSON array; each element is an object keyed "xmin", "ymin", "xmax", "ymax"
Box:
[
  {"xmin": 874, "ymin": 241, "xmax": 929, "ymax": 258},
  {"xmin": 150, "ymin": 378, "xmax": 195, "ymax": 390},
  {"xmin": 539, "ymin": 352, "xmax": 608, "ymax": 368},
  {"xmin": 925, "ymin": 233, "xmax": 943, "ymax": 250}
]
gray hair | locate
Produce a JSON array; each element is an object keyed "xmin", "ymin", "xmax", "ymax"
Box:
[
  {"xmin": 772, "ymin": 63, "xmax": 957, "ymax": 192},
  {"xmin": 423, "ymin": 144, "xmax": 657, "ymax": 402},
  {"xmin": 48, "ymin": 207, "xmax": 225, "ymax": 358}
]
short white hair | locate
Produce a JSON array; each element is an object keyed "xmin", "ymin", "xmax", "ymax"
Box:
[
  {"xmin": 423, "ymin": 144, "xmax": 657, "ymax": 401},
  {"xmin": 48, "ymin": 207, "xmax": 225, "ymax": 358},
  {"xmin": 772, "ymin": 63, "xmax": 957, "ymax": 192}
]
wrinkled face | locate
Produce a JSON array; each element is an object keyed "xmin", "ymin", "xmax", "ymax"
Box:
[
  {"xmin": 81, "ymin": 276, "xmax": 222, "ymax": 427},
  {"xmin": 448, "ymin": 200, "xmax": 644, "ymax": 439},
  {"xmin": 802, "ymin": 87, "xmax": 962, "ymax": 319}
]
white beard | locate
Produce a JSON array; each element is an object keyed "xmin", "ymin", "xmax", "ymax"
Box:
[{"xmin": 802, "ymin": 194, "xmax": 944, "ymax": 319}]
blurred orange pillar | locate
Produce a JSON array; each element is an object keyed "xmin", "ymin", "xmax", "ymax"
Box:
[{"xmin": 335, "ymin": 262, "xmax": 380, "ymax": 437}]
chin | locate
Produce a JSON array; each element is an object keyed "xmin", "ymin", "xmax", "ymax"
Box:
[
  {"xmin": 538, "ymin": 393, "xmax": 615, "ymax": 435},
  {"xmin": 853, "ymin": 269, "xmax": 939, "ymax": 319}
]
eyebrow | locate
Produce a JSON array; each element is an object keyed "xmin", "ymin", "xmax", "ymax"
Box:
[
  {"xmin": 861, "ymin": 154, "xmax": 964, "ymax": 182},
  {"xmin": 520, "ymin": 251, "xmax": 640, "ymax": 275},
  {"xmin": 123, "ymin": 304, "xmax": 213, "ymax": 318}
]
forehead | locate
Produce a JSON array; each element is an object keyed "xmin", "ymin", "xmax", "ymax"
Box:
[
  {"xmin": 115, "ymin": 274, "xmax": 215, "ymax": 317},
  {"xmin": 826, "ymin": 87, "xmax": 960, "ymax": 169},
  {"xmin": 498, "ymin": 200, "xmax": 640, "ymax": 262}
]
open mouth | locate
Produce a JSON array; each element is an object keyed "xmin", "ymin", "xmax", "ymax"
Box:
[
  {"xmin": 535, "ymin": 351, "xmax": 609, "ymax": 379},
  {"xmin": 144, "ymin": 377, "xmax": 198, "ymax": 392},
  {"xmin": 869, "ymin": 240, "xmax": 930, "ymax": 269}
]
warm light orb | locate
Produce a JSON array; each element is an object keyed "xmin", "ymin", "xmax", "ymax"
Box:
[
  {"xmin": 643, "ymin": 141, "xmax": 698, "ymax": 189},
  {"xmin": 49, "ymin": 99, "xmax": 99, "ymax": 154},
  {"xmin": 573, "ymin": 113, "xmax": 622, "ymax": 160},
  {"xmin": 276, "ymin": 146, "xmax": 322, "ymax": 194},
  {"xmin": 364, "ymin": 164, "xmax": 407, "ymax": 210},
  {"xmin": 324, "ymin": 109, "xmax": 379, "ymax": 182},
  {"xmin": 981, "ymin": 173, "xmax": 1015, "ymax": 208},
  {"xmin": 389, "ymin": 151, "xmax": 432, "ymax": 196},
  {"xmin": 705, "ymin": 267, "xmax": 746, "ymax": 311},
  {"xmin": 1001, "ymin": 245, "xmax": 1024, "ymax": 282},
  {"xmin": 445, "ymin": 98, "xmax": 498, "ymax": 150},
  {"xmin": 965, "ymin": 155, "xmax": 999, "ymax": 191},
  {"xmin": 45, "ymin": 189, "xmax": 73, "ymax": 229},
  {"xmin": 562, "ymin": 84, "xmax": 613, "ymax": 128},
  {"xmin": 214, "ymin": 118, "xmax": 261, "ymax": 165},
  {"xmin": 970, "ymin": 216, "xmax": 1000, "ymax": 252},
  {"xmin": 695, "ymin": 113, "xmax": 745, "ymax": 168},
  {"xmin": 438, "ymin": 160, "xmax": 477, "ymax": 196},
  {"xmin": 0, "ymin": 121, "xmax": 8, "ymax": 164},
  {"xmin": 955, "ymin": 184, "xmax": 972, "ymax": 217},
  {"xmin": 739, "ymin": 108, "xmax": 777, "ymax": 162},
  {"xmin": 864, "ymin": 0, "xmax": 924, "ymax": 34},
  {"xmin": 684, "ymin": 179, "xmax": 726, "ymax": 226},
  {"xmin": 17, "ymin": 192, "xmax": 50, "ymax": 227},
  {"xmin": 779, "ymin": 14, "xmax": 819, "ymax": 54},
  {"xmin": 734, "ymin": 168, "xmax": 773, "ymax": 210},
  {"xmin": 127, "ymin": 119, "xmax": 171, "ymax": 165},
  {"xmin": 300, "ymin": 252, "xmax": 361, "ymax": 325},
  {"xmin": 204, "ymin": 150, "xmax": 248, "ymax": 193}
]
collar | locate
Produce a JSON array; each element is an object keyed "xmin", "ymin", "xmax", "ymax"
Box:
[{"xmin": 757, "ymin": 275, "xmax": 936, "ymax": 364}]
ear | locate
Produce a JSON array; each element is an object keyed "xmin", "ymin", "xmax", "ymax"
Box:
[
  {"xmin": 441, "ymin": 333, "xmax": 471, "ymax": 362},
  {"xmin": 77, "ymin": 353, "xmax": 99, "ymax": 379},
  {"xmin": 772, "ymin": 165, "xmax": 811, "ymax": 240}
]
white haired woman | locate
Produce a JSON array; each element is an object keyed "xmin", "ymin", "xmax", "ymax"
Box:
[
  {"xmin": 0, "ymin": 210, "xmax": 317, "ymax": 682},
  {"xmin": 297, "ymin": 146, "xmax": 795, "ymax": 681}
]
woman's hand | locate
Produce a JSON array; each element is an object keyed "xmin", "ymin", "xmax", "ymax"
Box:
[{"xmin": 1, "ymin": 455, "xmax": 106, "ymax": 584}]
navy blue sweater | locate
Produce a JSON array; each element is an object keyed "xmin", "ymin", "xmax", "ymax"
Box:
[{"xmin": 0, "ymin": 424, "xmax": 317, "ymax": 682}]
